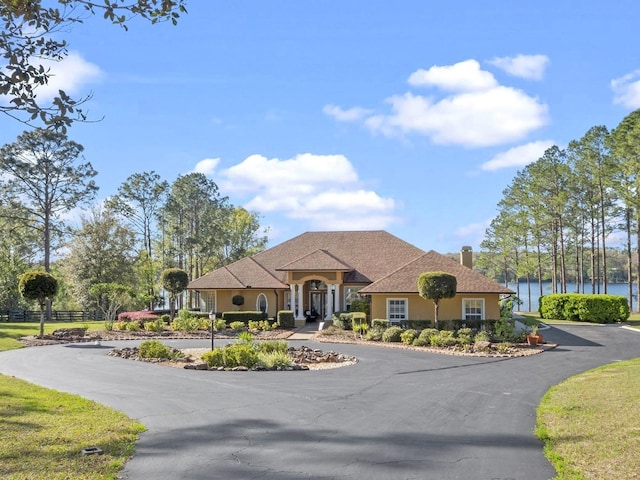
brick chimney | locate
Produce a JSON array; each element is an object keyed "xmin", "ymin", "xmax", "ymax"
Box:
[{"xmin": 460, "ymin": 246, "xmax": 473, "ymax": 269}]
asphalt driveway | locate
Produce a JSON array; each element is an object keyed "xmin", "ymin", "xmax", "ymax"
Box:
[{"xmin": 1, "ymin": 324, "xmax": 639, "ymax": 480}]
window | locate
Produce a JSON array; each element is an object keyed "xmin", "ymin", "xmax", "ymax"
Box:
[
  {"xmin": 344, "ymin": 286, "xmax": 364, "ymax": 311},
  {"xmin": 387, "ymin": 298, "xmax": 408, "ymax": 322},
  {"xmin": 200, "ymin": 291, "xmax": 216, "ymax": 314},
  {"xmin": 463, "ymin": 298, "xmax": 484, "ymax": 320},
  {"xmin": 256, "ymin": 293, "xmax": 268, "ymax": 314}
]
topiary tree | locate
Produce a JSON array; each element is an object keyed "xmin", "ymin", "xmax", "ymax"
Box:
[
  {"xmin": 18, "ymin": 271, "xmax": 58, "ymax": 338},
  {"xmin": 418, "ymin": 272, "xmax": 457, "ymax": 329},
  {"xmin": 232, "ymin": 294, "xmax": 245, "ymax": 310},
  {"xmin": 161, "ymin": 268, "xmax": 189, "ymax": 320}
]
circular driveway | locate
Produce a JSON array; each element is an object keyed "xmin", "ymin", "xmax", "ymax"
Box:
[{"xmin": 1, "ymin": 325, "xmax": 639, "ymax": 479}]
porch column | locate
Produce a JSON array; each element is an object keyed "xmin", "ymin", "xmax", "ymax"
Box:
[
  {"xmin": 325, "ymin": 284, "xmax": 335, "ymax": 320},
  {"xmin": 296, "ymin": 283, "xmax": 305, "ymax": 320},
  {"xmin": 289, "ymin": 284, "xmax": 295, "ymax": 313},
  {"xmin": 334, "ymin": 285, "xmax": 341, "ymax": 313}
]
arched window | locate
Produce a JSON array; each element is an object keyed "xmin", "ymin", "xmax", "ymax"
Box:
[{"xmin": 256, "ymin": 293, "xmax": 268, "ymax": 314}]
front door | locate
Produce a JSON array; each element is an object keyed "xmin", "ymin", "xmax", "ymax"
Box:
[{"xmin": 310, "ymin": 291, "xmax": 325, "ymax": 320}]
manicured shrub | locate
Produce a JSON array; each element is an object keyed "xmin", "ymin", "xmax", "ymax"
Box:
[
  {"xmin": 201, "ymin": 349, "xmax": 225, "ymax": 367},
  {"xmin": 332, "ymin": 313, "xmax": 353, "ymax": 330},
  {"xmin": 474, "ymin": 330, "xmax": 491, "ymax": 342},
  {"xmin": 371, "ymin": 319, "xmax": 390, "ymax": 330},
  {"xmin": 226, "ymin": 344, "xmax": 259, "ymax": 368},
  {"xmin": 382, "ymin": 326, "xmax": 403, "ymax": 343},
  {"xmin": 365, "ymin": 326, "xmax": 385, "ymax": 341},
  {"xmin": 277, "ymin": 310, "xmax": 294, "ymax": 328},
  {"xmin": 138, "ymin": 340, "xmax": 181, "ymax": 360},
  {"xmin": 430, "ymin": 330, "xmax": 457, "ymax": 347},
  {"xmin": 493, "ymin": 317, "xmax": 516, "ymax": 341},
  {"xmin": 232, "ymin": 294, "xmax": 245, "ymax": 306},
  {"xmin": 258, "ymin": 351, "xmax": 293, "ymax": 369},
  {"xmin": 125, "ymin": 321, "xmax": 140, "ymax": 332},
  {"xmin": 171, "ymin": 310, "xmax": 202, "ymax": 333},
  {"xmin": 540, "ymin": 293, "xmax": 629, "ymax": 323},
  {"xmin": 248, "ymin": 320, "xmax": 261, "ymax": 330},
  {"xmin": 400, "ymin": 320, "xmax": 432, "ymax": 330},
  {"xmin": 230, "ymin": 321, "xmax": 246, "ymax": 331},
  {"xmin": 222, "ymin": 311, "xmax": 267, "ymax": 324},
  {"xmin": 214, "ymin": 318, "xmax": 227, "ymax": 330},
  {"xmin": 400, "ymin": 329, "xmax": 418, "ymax": 345},
  {"xmin": 260, "ymin": 320, "xmax": 274, "ymax": 331},
  {"xmin": 412, "ymin": 336, "xmax": 428, "ymax": 347}
]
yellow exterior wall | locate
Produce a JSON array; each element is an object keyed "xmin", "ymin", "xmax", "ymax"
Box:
[
  {"xmin": 370, "ymin": 294, "xmax": 502, "ymax": 321},
  {"xmin": 209, "ymin": 290, "xmax": 285, "ymax": 318}
]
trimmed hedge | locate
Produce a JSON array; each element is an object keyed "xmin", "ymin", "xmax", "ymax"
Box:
[
  {"xmin": 539, "ymin": 294, "xmax": 630, "ymax": 323},
  {"xmin": 277, "ymin": 310, "xmax": 295, "ymax": 328},
  {"xmin": 221, "ymin": 311, "xmax": 267, "ymax": 324}
]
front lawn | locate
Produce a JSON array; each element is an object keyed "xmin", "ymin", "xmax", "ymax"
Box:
[
  {"xmin": 536, "ymin": 358, "xmax": 640, "ymax": 479},
  {"xmin": 0, "ymin": 321, "xmax": 105, "ymax": 352},
  {"xmin": 0, "ymin": 374, "xmax": 145, "ymax": 480}
]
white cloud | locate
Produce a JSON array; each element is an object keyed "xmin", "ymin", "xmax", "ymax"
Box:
[
  {"xmin": 32, "ymin": 51, "xmax": 102, "ymax": 101},
  {"xmin": 219, "ymin": 153, "xmax": 400, "ymax": 230},
  {"xmin": 611, "ymin": 70, "xmax": 640, "ymax": 108},
  {"xmin": 330, "ymin": 59, "xmax": 549, "ymax": 147},
  {"xmin": 481, "ymin": 140, "xmax": 556, "ymax": 171},
  {"xmin": 365, "ymin": 87, "xmax": 548, "ymax": 147},
  {"xmin": 489, "ymin": 54, "xmax": 549, "ymax": 80},
  {"xmin": 193, "ymin": 158, "xmax": 220, "ymax": 175},
  {"xmin": 408, "ymin": 59, "xmax": 497, "ymax": 92},
  {"xmin": 323, "ymin": 104, "xmax": 372, "ymax": 122}
]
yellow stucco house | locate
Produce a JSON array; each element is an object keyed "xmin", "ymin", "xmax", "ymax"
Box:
[{"xmin": 187, "ymin": 231, "xmax": 513, "ymax": 326}]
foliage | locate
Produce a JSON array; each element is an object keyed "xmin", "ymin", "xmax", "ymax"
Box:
[
  {"xmin": 170, "ymin": 310, "xmax": 205, "ymax": 332},
  {"xmin": 456, "ymin": 327, "xmax": 474, "ymax": 345},
  {"xmin": 400, "ymin": 329, "xmax": 417, "ymax": 345},
  {"xmin": 254, "ymin": 340, "xmax": 288, "ymax": 354},
  {"xmin": 277, "ymin": 310, "xmax": 294, "ymax": 328},
  {"xmin": 161, "ymin": 267, "xmax": 189, "ymax": 318},
  {"xmin": 493, "ymin": 317, "xmax": 516, "ymax": 341},
  {"xmin": 0, "ymin": 129, "xmax": 98, "ymax": 272},
  {"xmin": 0, "ymin": 0, "xmax": 185, "ymax": 129},
  {"xmin": 474, "ymin": 330, "xmax": 491, "ymax": 342},
  {"xmin": 61, "ymin": 207, "xmax": 137, "ymax": 310},
  {"xmin": 418, "ymin": 328, "xmax": 439, "ymax": 345},
  {"xmin": 230, "ymin": 321, "xmax": 246, "ymax": 331},
  {"xmin": 238, "ymin": 331, "xmax": 254, "ymax": 343},
  {"xmin": 138, "ymin": 340, "xmax": 182, "ymax": 360},
  {"xmin": 105, "ymin": 321, "xmax": 114, "ymax": 331},
  {"xmin": 118, "ymin": 310, "xmax": 159, "ymax": 325},
  {"xmin": 202, "ymin": 343, "xmax": 260, "ymax": 368},
  {"xmin": 144, "ymin": 319, "xmax": 165, "ymax": 332},
  {"xmin": 220, "ymin": 206, "xmax": 269, "ymax": 265},
  {"xmin": 259, "ymin": 351, "xmax": 293, "ymax": 369},
  {"xmin": 430, "ymin": 330, "xmax": 458, "ymax": 347},
  {"xmin": 248, "ymin": 319, "xmax": 275, "ymax": 331},
  {"xmin": 381, "ymin": 326, "xmax": 403, "ymax": 342},
  {"xmin": 88, "ymin": 282, "xmax": 135, "ymax": 321},
  {"xmin": 18, "ymin": 270, "xmax": 59, "ymax": 337},
  {"xmin": 332, "ymin": 312, "xmax": 353, "ymax": 330},
  {"xmin": 0, "ymin": 374, "xmax": 146, "ymax": 479},
  {"xmin": 540, "ymin": 294, "xmax": 630, "ymax": 323},
  {"xmin": 349, "ymin": 296, "xmax": 370, "ymax": 315},
  {"xmin": 417, "ymin": 271, "xmax": 457, "ymax": 328},
  {"xmin": 372, "ymin": 318, "xmax": 390, "ymax": 329},
  {"xmin": 232, "ymin": 294, "xmax": 245, "ymax": 306},
  {"xmin": 222, "ymin": 311, "xmax": 267, "ymax": 323},
  {"xmin": 214, "ymin": 318, "xmax": 227, "ymax": 330}
]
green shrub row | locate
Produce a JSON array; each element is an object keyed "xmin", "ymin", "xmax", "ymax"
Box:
[
  {"xmin": 138, "ymin": 340, "xmax": 183, "ymax": 360},
  {"xmin": 277, "ymin": 310, "xmax": 294, "ymax": 328},
  {"xmin": 539, "ymin": 294, "xmax": 630, "ymax": 323},
  {"xmin": 201, "ymin": 338, "xmax": 291, "ymax": 369},
  {"xmin": 221, "ymin": 311, "xmax": 268, "ymax": 324}
]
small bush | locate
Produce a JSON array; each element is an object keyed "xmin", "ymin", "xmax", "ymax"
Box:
[
  {"xmin": 170, "ymin": 311, "xmax": 201, "ymax": 333},
  {"xmin": 201, "ymin": 349, "xmax": 225, "ymax": 368},
  {"xmin": 430, "ymin": 330, "xmax": 458, "ymax": 347},
  {"xmin": 248, "ymin": 320, "xmax": 261, "ymax": 330},
  {"xmin": 214, "ymin": 318, "xmax": 227, "ymax": 330},
  {"xmin": 104, "ymin": 321, "xmax": 114, "ymax": 331},
  {"xmin": 457, "ymin": 328, "xmax": 473, "ymax": 345},
  {"xmin": 230, "ymin": 321, "xmax": 246, "ymax": 331},
  {"xmin": 382, "ymin": 326, "xmax": 403, "ymax": 342},
  {"xmin": 277, "ymin": 310, "xmax": 294, "ymax": 328},
  {"xmin": 139, "ymin": 340, "xmax": 181, "ymax": 360},
  {"xmin": 226, "ymin": 344, "xmax": 259, "ymax": 368},
  {"xmin": 493, "ymin": 317, "xmax": 516, "ymax": 341},
  {"xmin": 400, "ymin": 329, "xmax": 417, "ymax": 345},
  {"xmin": 496, "ymin": 342, "xmax": 514, "ymax": 354},
  {"xmin": 160, "ymin": 314, "xmax": 171, "ymax": 324},
  {"xmin": 144, "ymin": 319, "xmax": 165, "ymax": 332},
  {"xmin": 365, "ymin": 326, "xmax": 384, "ymax": 341},
  {"xmin": 332, "ymin": 313, "xmax": 353, "ymax": 330},
  {"xmin": 125, "ymin": 321, "xmax": 140, "ymax": 332},
  {"xmin": 238, "ymin": 331, "xmax": 254, "ymax": 343},
  {"xmin": 418, "ymin": 328, "xmax": 439, "ymax": 344},
  {"xmin": 258, "ymin": 351, "xmax": 293, "ymax": 369},
  {"xmin": 412, "ymin": 336, "xmax": 428, "ymax": 347},
  {"xmin": 260, "ymin": 320, "xmax": 274, "ymax": 331},
  {"xmin": 371, "ymin": 319, "xmax": 390, "ymax": 330},
  {"xmin": 474, "ymin": 330, "xmax": 491, "ymax": 342},
  {"xmin": 255, "ymin": 340, "xmax": 288, "ymax": 354}
]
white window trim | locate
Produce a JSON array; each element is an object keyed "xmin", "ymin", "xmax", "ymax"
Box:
[
  {"xmin": 462, "ymin": 298, "xmax": 485, "ymax": 320},
  {"xmin": 386, "ymin": 297, "xmax": 408, "ymax": 323},
  {"xmin": 256, "ymin": 293, "xmax": 268, "ymax": 314}
]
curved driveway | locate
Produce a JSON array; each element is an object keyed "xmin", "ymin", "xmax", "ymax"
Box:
[{"xmin": 1, "ymin": 325, "xmax": 639, "ymax": 479}]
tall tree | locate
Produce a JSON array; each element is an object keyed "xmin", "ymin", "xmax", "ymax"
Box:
[
  {"xmin": 0, "ymin": 0, "xmax": 186, "ymax": 130},
  {"xmin": 60, "ymin": 206, "xmax": 137, "ymax": 309},
  {"xmin": 220, "ymin": 207, "xmax": 269, "ymax": 265},
  {"xmin": 0, "ymin": 129, "xmax": 98, "ymax": 272}
]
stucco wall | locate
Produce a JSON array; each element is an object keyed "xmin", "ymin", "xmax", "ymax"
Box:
[
  {"xmin": 370, "ymin": 294, "xmax": 502, "ymax": 321},
  {"xmin": 211, "ymin": 290, "xmax": 284, "ymax": 318}
]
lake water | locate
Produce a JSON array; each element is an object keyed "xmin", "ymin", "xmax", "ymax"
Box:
[{"xmin": 508, "ymin": 282, "xmax": 637, "ymax": 312}]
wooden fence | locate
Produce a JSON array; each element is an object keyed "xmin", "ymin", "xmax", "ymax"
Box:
[{"xmin": 0, "ymin": 310, "xmax": 105, "ymax": 322}]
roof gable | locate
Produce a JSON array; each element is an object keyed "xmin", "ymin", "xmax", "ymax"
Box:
[
  {"xmin": 360, "ymin": 250, "xmax": 513, "ymax": 295},
  {"xmin": 277, "ymin": 249, "xmax": 353, "ymax": 272},
  {"xmin": 188, "ymin": 256, "xmax": 287, "ymax": 290}
]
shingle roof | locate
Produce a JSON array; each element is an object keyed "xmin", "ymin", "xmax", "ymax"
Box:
[
  {"xmin": 277, "ymin": 249, "xmax": 353, "ymax": 272},
  {"xmin": 359, "ymin": 250, "xmax": 513, "ymax": 294},
  {"xmin": 188, "ymin": 230, "xmax": 424, "ymax": 289},
  {"xmin": 187, "ymin": 256, "xmax": 287, "ymax": 290}
]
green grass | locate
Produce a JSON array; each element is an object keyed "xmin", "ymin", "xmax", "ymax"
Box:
[
  {"xmin": 0, "ymin": 374, "xmax": 145, "ymax": 479},
  {"xmin": 536, "ymin": 358, "xmax": 640, "ymax": 480},
  {"xmin": 0, "ymin": 321, "xmax": 106, "ymax": 352}
]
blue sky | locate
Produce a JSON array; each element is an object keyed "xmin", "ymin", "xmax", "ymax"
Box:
[{"xmin": 2, "ymin": 1, "xmax": 640, "ymax": 254}]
